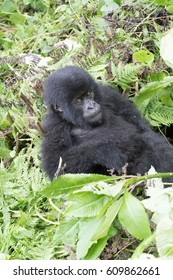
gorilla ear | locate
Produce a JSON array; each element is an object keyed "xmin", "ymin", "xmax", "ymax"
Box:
[{"xmin": 51, "ymin": 104, "xmax": 63, "ymax": 114}]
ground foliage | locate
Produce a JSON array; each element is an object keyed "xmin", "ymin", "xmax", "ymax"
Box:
[{"xmin": 0, "ymin": 0, "xmax": 173, "ymax": 260}]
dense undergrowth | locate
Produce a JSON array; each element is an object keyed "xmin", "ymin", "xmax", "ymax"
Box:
[{"xmin": 0, "ymin": 0, "xmax": 173, "ymax": 260}]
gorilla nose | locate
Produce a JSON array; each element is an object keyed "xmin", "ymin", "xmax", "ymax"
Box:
[{"xmin": 87, "ymin": 100, "xmax": 95, "ymax": 110}]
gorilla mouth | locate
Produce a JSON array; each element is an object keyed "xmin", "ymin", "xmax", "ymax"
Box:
[{"xmin": 86, "ymin": 111, "xmax": 103, "ymax": 124}]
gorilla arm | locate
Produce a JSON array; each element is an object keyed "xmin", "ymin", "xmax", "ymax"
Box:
[
  {"xmin": 62, "ymin": 137, "xmax": 127, "ymax": 174},
  {"xmin": 42, "ymin": 123, "xmax": 127, "ymax": 179}
]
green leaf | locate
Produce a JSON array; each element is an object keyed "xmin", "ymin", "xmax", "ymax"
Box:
[
  {"xmin": 145, "ymin": 94, "xmax": 173, "ymax": 126},
  {"xmin": 84, "ymin": 226, "xmax": 117, "ymax": 260},
  {"xmin": 149, "ymin": 72, "xmax": 167, "ymax": 82},
  {"xmin": 153, "ymin": 0, "xmax": 170, "ymax": 5},
  {"xmin": 9, "ymin": 13, "xmax": 26, "ymax": 25},
  {"xmin": 166, "ymin": 4, "xmax": 173, "ymax": 13},
  {"xmin": 84, "ymin": 235, "xmax": 109, "ymax": 260},
  {"xmin": 118, "ymin": 191, "xmax": 151, "ymax": 240},
  {"xmin": 0, "ymin": 147, "xmax": 11, "ymax": 159},
  {"xmin": 77, "ymin": 217, "xmax": 104, "ymax": 259},
  {"xmin": 111, "ymin": 62, "xmax": 141, "ymax": 90},
  {"xmin": 1, "ymin": 0, "xmax": 17, "ymax": 12},
  {"xmin": 133, "ymin": 50, "xmax": 154, "ymax": 65},
  {"xmin": 93, "ymin": 199, "xmax": 122, "ymax": 240},
  {"xmin": 100, "ymin": 0, "xmax": 120, "ymax": 15},
  {"xmin": 134, "ymin": 76, "xmax": 173, "ymax": 105},
  {"xmin": 66, "ymin": 192, "xmax": 111, "ymax": 217},
  {"xmin": 53, "ymin": 218, "xmax": 80, "ymax": 247},
  {"xmin": 41, "ymin": 174, "xmax": 110, "ymax": 197},
  {"xmin": 78, "ymin": 179, "xmax": 125, "ymax": 197}
]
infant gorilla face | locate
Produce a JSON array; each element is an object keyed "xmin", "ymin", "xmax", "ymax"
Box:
[{"xmin": 73, "ymin": 91, "xmax": 103, "ymax": 125}]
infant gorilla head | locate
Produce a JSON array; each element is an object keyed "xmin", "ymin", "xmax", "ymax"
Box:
[
  {"xmin": 42, "ymin": 65, "xmax": 173, "ymax": 181},
  {"xmin": 44, "ymin": 66, "xmax": 103, "ymax": 128}
]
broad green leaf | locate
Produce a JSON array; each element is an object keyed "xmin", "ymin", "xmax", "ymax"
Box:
[
  {"xmin": 84, "ymin": 235, "xmax": 109, "ymax": 260},
  {"xmin": 166, "ymin": 5, "xmax": 173, "ymax": 14},
  {"xmin": 84, "ymin": 226, "xmax": 117, "ymax": 260},
  {"xmin": 133, "ymin": 50, "xmax": 154, "ymax": 65},
  {"xmin": 9, "ymin": 13, "xmax": 26, "ymax": 25},
  {"xmin": 149, "ymin": 72, "xmax": 167, "ymax": 82},
  {"xmin": 93, "ymin": 199, "xmax": 122, "ymax": 240},
  {"xmin": 1, "ymin": 0, "xmax": 17, "ymax": 12},
  {"xmin": 134, "ymin": 76, "xmax": 173, "ymax": 105},
  {"xmin": 42, "ymin": 174, "xmax": 110, "ymax": 197},
  {"xmin": 100, "ymin": 0, "xmax": 120, "ymax": 15},
  {"xmin": 66, "ymin": 192, "xmax": 111, "ymax": 217},
  {"xmin": 77, "ymin": 217, "xmax": 104, "ymax": 259},
  {"xmin": 53, "ymin": 218, "xmax": 80, "ymax": 247},
  {"xmin": 0, "ymin": 147, "xmax": 11, "ymax": 159},
  {"xmin": 78, "ymin": 179, "xmax": 125, "ymax": 197},
  {"xmin": 153, "ymin": 0, "xmax": 170, "ymax": 5},
  {"xmin": 118, "ymin": 191, "xmax": 151, "ymax": 240}
]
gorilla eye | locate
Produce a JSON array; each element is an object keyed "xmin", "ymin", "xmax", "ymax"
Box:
[{"xmin": 75, "ymin": 97, "xmax": 83, "ymax": 104}]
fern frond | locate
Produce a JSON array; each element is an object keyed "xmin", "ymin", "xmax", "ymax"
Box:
[
  {"xmin": 145, "ymin": 96, "xmax": 173, "ymax": 126},
  {"xmin": 111, "ymin": 62, "xmax": 141, "ymax": 89}
]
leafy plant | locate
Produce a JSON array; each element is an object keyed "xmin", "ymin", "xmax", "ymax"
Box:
[
  {"xmin": 133, "ymin": 77, "xmax": 173, "ymax": 126},
  {"xmin": 42, "ymin": 172, "xmax": 173, "ymax": 259},
  {"xmin": 111, "ymin": 62, "xmax": 142, "ymax": 90},
  {"xmin": 148, "ymin": 0, "xmax": 173, "ymax": 13},
  {"xmin": 133, "ymin": 50, "xmax": 154, "ymax": 67},
  {"xmin": 1, "ymin": 0, "xmax": 173, "ymax": 260}
]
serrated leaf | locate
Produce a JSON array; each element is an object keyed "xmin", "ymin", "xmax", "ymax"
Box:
[
  {"xmin": 118, "ymin": 191, "xmax": 151, "ymax": 240},
  {"xmin": 66, "ymin": 192, "xmax": 111, "ymax": 217},
  {"xmin": 93, "ymin": 199, "xmax": 122, "ymax": 240},
  {"xmin": 42, "ymin": 174, "xmax": 110, "ymax": 197}
]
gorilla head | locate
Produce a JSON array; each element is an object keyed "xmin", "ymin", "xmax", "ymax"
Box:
[{"xmin": 43, "ymin": 66, "xmax": 102, "ymax": 128}]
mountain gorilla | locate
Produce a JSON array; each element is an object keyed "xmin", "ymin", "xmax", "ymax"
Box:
[{"xmin": 41, "ymin": 65, "xmax": 173, "ymax": 181}]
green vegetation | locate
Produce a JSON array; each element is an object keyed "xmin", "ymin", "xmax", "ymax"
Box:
[{"xmin": 0, "ymin": 0, "xmax": 173, "ymax": 260}]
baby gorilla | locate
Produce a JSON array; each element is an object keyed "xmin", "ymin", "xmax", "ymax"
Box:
[{"xmin": 41, "ymin": 65, "xmax": 173, "ymax": 181}]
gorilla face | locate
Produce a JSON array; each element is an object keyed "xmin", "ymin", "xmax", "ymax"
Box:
[{"xmin": 73, "ymin": 91, "xmax": 102, "ymax": 125}]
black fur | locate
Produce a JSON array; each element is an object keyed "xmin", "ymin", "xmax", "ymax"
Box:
[{"xmin": 42, "ymin": 65, "xmax": 173, "ymax": 181}]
